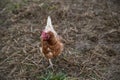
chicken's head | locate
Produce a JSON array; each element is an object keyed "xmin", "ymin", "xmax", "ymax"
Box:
[{"xmin": 41, "ymin": 31, "xmax": 50, "ymax": 41}]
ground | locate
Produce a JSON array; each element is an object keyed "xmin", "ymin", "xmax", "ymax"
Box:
[{"xmin": 0, "ymin": 0, "xmax": 120, "ymax": 80}]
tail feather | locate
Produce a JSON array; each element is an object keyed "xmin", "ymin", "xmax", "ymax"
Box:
[
  {"xmin": 45, "ymin": 16, "xmax": 57, "ymax": 36},
  {"xmin": 46, "ymin": 16, "xmax": 52, "ymax": 27}
]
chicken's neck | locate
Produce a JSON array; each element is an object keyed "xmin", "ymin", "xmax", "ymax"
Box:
[{"xmin": 47, "ymin": 36, "xmax": 57, "ymax": 45}]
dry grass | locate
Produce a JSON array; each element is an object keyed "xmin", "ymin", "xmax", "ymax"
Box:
[{"xmin": 0, "ymin": 0, "xmax": 120, "ymax": 80}]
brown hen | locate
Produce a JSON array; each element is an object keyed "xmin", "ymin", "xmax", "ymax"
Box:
[{"xmin": 40, "ymin": 16, "xmax": 64, "ymax": 68}]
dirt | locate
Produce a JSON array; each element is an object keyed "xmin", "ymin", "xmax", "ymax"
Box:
[{"xmin": 0, "ymin": 0, "xmax": 120, "ymax": 80}]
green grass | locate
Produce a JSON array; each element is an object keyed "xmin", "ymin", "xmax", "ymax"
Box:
[{"xmin": 36, "ymin": 72, "xmax": 68, "ymax": 80}]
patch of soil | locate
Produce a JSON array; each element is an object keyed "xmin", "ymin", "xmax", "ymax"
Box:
[{"xmin": 0, "ymin": 0, "xmax": 120, "ymax": 80}]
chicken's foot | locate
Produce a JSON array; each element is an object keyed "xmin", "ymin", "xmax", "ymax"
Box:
[{"xmin": 47, "ymin": 59, "xmax": 53, "ymax": 69}]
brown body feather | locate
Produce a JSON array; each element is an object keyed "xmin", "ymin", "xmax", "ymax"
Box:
[{"xmin": 41, "ymin": 31, "xmax": 63, "ymax": 59}]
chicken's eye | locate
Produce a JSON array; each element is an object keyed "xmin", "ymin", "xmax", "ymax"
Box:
[{"xmin": 46, "ymin": 33, "xmax": 50, "ymax": 39}]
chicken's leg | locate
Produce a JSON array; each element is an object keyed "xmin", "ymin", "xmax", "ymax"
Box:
[{"xmin": 47, "ymin": 59, "xmax": 53, "ymax": 69}]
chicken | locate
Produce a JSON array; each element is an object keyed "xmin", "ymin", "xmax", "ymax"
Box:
[{"xmin": 40, "ymin": 16, "xmax": 64, "ymax": 68}]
